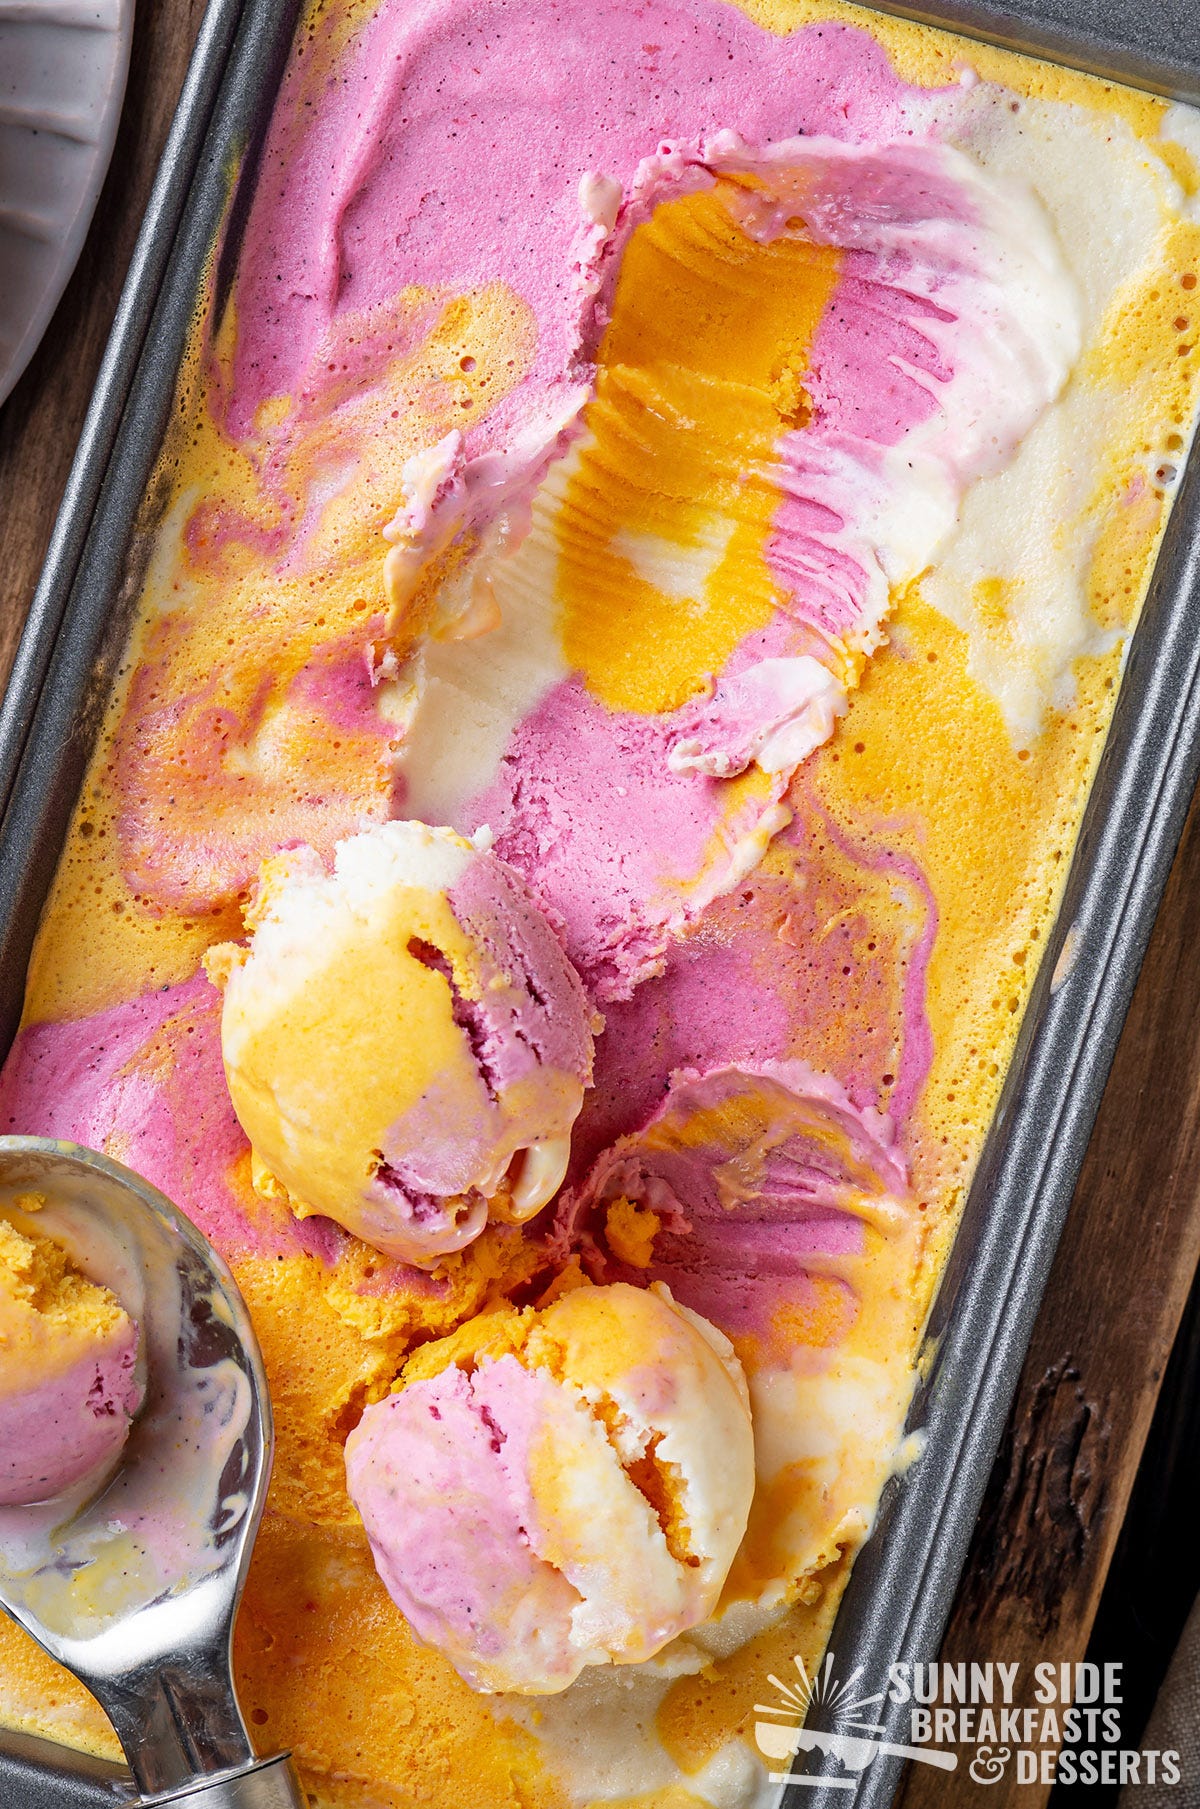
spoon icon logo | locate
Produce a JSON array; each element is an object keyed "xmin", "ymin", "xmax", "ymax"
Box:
[{"xmin": 754, "ymin": 1653, "xmax": 958, "ymax": 1789}]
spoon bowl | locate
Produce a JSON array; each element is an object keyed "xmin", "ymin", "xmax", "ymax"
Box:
[{"xmin": 0, "ymin": 1137, "xmax": 304, "ymax": 1807}]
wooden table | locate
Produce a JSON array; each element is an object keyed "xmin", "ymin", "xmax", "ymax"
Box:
[
  {"xmin": 2, "ymin": 4, "xmax": 1199, "ymax": 1802},
  {"xmin": 896, "ymin": 793, "xmax": 1200, "ymax": 1806}
]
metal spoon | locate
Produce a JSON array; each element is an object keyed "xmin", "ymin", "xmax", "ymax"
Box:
[{"xmin": 0, "ymin": 1137, "xmax": 306, "ymax": 1808}]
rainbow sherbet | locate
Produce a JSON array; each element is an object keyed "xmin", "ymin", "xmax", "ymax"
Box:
[
  {"xmin": 207, "ymin": 821, "xmax": 597, "ymax": 1265},
  {"xmin": 0, "ymin": 1215, "xmax": 143, "ymax": 1507},
  {"xmin": 0, "ymin": 0, "xmax": 1197, "ymax": 1799},
  {"xmin": 345, "ymin": 1281, "xmax": 755, "ymax": 1691}
]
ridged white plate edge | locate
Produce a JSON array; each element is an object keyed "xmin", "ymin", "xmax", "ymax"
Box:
[{"xmin": 0, "ymin": 0, "xmax": 134, "ymax": 408}]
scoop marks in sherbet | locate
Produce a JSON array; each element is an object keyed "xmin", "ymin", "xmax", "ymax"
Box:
[
  {"xmin": 559, "ymin": 1061, "xmax": 908, "ymax": 1343},
  {"xmin": 0, "ymin": 1213, "xmax": 144, "ymax": 1507},
  {"xmin": 206, "ymin": 821, "xmax": 597, "ymax": 1265},
  {"xmin": 388, "ymin": 136, "xmax": 1079, "ymax": 764},
  {"xmin": 344, "ymin": 1280, "xmax": 755, "ymax": 1692},
  {"xmin": 108, "ymin": 88, "xmax": 1081, "ymax": 945},
  {"xmin": 555, "ymin": 1062, "xmax": 918, "ymax": 1601},
  {"xmin": 387, "ymin": 135, "xmax": 1079, "ymax": 1003}
]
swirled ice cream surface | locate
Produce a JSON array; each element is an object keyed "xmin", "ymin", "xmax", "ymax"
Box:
[{"xmin": 0, "ymin": 0, "xmax": 1198, "ymax": 1802}]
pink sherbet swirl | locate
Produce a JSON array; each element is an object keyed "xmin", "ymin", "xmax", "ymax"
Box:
[
  {"xmin": 580, "ymin": 132, "xmax": 1078, "ymax": 778},
  {"xmin": 370, "ymin": 837, "xmax": 596, "ymax": 1209},
  {"xmin": 462, "ymin": 675, "xmax": 940, "ymax": 1038},
  {"xmin": 223, "ymin": 2, "xmax": 932, "ymax": 447},
  {"xmin": 460, "ymin": 678, "xmax": 766, "ymax": 1002},
  {"xmin": 385, "ymin": 132, "xmax": 1077, "ymax": 745},
  {"xmin": 553, "ymin": 803, "xmax": 937, "ymax": 1180},
  {"xmin": 346, "ymin": 1286, "xmax": 753, "ymax": 1693},
  {"xmin": 346, "ymin": 1359, "xmax": 585, "ymax": 1692},
  {"xmin": 0, "ymin": 1330, "xmax": 142, "ymax": 1508},
  {"xmin": 554, "ymin": 1062, "xmax": 907, "ymax": 1341},
  {"xmin": 439, "ymin": 135, "xmax": 1071, "ymax": 994},
  {"xmin": 116, "ymin": 0, "xmax": 1078, "ymax": 950},
  {"xmin": 0, "ymin": 977, "xmax": 346, "ymax": 1266},
  {"xmin": 220, "ymin": 0, "xmax": 1076, "ymax": 676}
]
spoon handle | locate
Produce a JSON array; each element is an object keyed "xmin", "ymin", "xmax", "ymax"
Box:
[{"xmin": 140, "ymin": 1753, "xmax": 307, "ymax": 1807}]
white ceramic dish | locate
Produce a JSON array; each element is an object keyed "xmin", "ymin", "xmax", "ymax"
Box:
[{"xmin": 0, "ymin": 0, "xmax": 133, "ymax": 407}]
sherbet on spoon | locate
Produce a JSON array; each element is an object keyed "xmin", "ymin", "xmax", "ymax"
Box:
[{"xmin": 0, "ymin": 1138, "xmax": 306, "ymax": 1808}]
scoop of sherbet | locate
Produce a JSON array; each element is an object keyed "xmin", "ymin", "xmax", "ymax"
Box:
[
  {"xmin": 0, "ymin": 1214, "xmax": 143, "ymax": 1507},
  {"xmin": 344, "ymin": 1281, "xmax": 755, "ymax": 1693},
  {"xmin": 206, "ymin": 821, "xmax": 597, "ymax": 1266}
]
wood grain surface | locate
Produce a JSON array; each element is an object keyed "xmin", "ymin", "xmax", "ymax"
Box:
[
  {"xmin": 1, "ymin": 4, "xmax": 1198, "ymax": 1806},
  {"xmin": 897, "ymin": 787, "xmax": 1200, "ymax": 1807}
]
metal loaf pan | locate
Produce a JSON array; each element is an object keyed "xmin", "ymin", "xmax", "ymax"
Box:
[{"xmin": 1, "ymin": 0, "xmax": 1199, "ymax": 1803}]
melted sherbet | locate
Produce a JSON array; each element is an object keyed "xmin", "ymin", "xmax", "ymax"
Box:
[
  {"xmin": 346, "ymin": 1282, "xmax": 755, "ymax": 1692},
  {"xmin": 0, "ymin": 0, "xmax": 1197, "ymax": 1801},
  {"xmin": 206, "ymin": 821, "xmax": 596, "ymax": 1265},
  {"xmin": 0, "ymin": 1213, "xmax": 142, "ymax": 1507}
]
